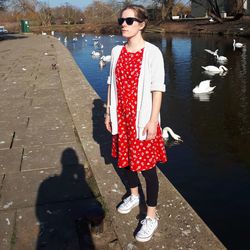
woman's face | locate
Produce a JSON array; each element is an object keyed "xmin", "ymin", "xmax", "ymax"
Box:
[{"xmin": 120, "ymin": 8, "xmax": 145, "ymax": 39}]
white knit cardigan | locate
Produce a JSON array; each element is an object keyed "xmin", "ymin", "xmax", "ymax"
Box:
[{"xmin": 107, "ymin": 41, "xmax": 166, "ymax": 140}]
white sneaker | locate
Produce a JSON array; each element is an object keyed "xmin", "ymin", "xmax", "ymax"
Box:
[
  {"xmin": 135, "ymin": 216, "xmax": 159, "ymax": 242},
  {"xmin": 117, "ymin": 194, "xmax": 139, "ymax": 214}
]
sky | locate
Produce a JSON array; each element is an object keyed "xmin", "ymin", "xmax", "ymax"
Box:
[{"xmin": 43, "ymin": 0, "xmax": 189, "ymax": 10}]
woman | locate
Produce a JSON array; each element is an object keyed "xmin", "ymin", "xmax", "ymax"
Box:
[{"xmin": 105, "ymin": 4, "xmax": 167, "ymax": 242}]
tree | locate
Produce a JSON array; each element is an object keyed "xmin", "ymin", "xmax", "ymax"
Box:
[
  {"xmin": 0, "ymin": 0, "xmax": 8, "ymax": 11},
  {"xmin": 37, "ymin": 2, "xmax": 52, "ymax": 26},
  {"xmin": 83, "ymin": 1, "xmax": 116, "ymax": 23},
  {"xmin": 152, "ymin": 0, "xmax": 175, "ymax": 21},
  {"xmin": 10, "ymin": 0, "xmax": 37, "ymax": 14}
]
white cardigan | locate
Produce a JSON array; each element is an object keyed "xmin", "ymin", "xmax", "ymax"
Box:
[{"xmin": 107, "ymin": 41, "xmax": 166, "ymax": 140}]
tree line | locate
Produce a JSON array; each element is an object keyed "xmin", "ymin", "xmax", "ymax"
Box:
[{"xmin": 0, "ymin": 0, "xmax": 247, "ymax": 27}]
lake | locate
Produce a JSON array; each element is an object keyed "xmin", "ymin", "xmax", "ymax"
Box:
[{"xmin": 58, "ymin": 32, "xmax": 250, "ymax": 250}]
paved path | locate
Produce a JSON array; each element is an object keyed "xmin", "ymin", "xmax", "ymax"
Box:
[
  {"xmin": 0, "ymin": 34, "xmax": 119, "ymax": 250},
  {"xmin": 1, "ymin": 34, "xmax": 226, "ymax": 250}
]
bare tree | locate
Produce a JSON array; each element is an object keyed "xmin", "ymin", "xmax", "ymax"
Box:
[
  {"xmin": 37, "ymin": 2, "xmax": 51, "ymax": 26},
  {"xmin": 10, "ymin": 0, "xmax": 37, "ymax": 14},
  {"xmin": 152, "ymin": 0, "xmax": 175, "ymax": 21},
  {"xmin": 84, "ymin": 1, "xmax": 116, "ymax": 23},
  {"xmin": 0, "ymin": 0, "xmax": 8, "ymax": 11}
]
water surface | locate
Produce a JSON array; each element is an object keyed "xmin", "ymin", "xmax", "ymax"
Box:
[{"xmin": 59, "ymin": 32, "xmax": 250, "ymax": 249}]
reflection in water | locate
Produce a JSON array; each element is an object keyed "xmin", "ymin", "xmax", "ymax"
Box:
[
  {"xmin": 193, "ymin": 92, "xmax": 212, "ymax": 102},
  {"xmin": 61, "ymin": 32, "xmax": 250, "ymax": 249}
]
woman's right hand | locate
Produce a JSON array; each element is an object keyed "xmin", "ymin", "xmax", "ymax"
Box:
[{"xmin": 105, "ymin": 114, "xmax": 112, "ymax": 133}]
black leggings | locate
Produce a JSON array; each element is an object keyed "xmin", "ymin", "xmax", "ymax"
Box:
[{"xmin": 124, "ymin": 166, "xmax": 159, "ymax": 207}]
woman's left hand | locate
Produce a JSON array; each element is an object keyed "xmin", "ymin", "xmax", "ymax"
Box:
[{"xmin": 142, "ymin": 120, "xmax": 158, "ymax": 140}]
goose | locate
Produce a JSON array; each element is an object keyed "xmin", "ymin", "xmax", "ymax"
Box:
[
  {"xmin": 202, "ymin": 65, "xmax": 228, "ymax": 73},
  {"xmin": 100, "ymin": 55, "xmax": 111, "ymax": 62},
  {"xmin": 192, "ymin": 80, "xmax": 215, "ymax": 94},
  {"xmin": 204, "ymin": 49, "xmax": 218, "ymax": 56},
  {"xmin": 162, "ymin": 127, "xmax": 183, "ymax": 142},
  {"xmin": 233, "ymin": 39, "xmax": 244, "ymax": 49}
]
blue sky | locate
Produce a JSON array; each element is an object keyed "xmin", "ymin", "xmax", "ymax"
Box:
[{"xmin": 43, "ymin": 0, "xmax": 93, "ymax": 9}]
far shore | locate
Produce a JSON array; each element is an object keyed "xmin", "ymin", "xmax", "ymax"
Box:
[{"xmin": 3, "ymin": 16, "xmax": 250, "ymax": 37}]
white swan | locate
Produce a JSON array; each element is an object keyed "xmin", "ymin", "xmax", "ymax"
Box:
[
  {"xmin": 162, "ymin": 127, "xmax": 183, "ymax": 142},
  {"xmin": 91, "ymin": 51, "xmax": 101, "ymax": 57},
  {"xmin": 73, "ymin": 37, "xmax": 78, "ymax": 41},
  {"xmin": 192, "ymin": 80, "xmax": 215, "ymax": 94},
  {"xmin": 99, "ymin": 60, "xmax": 106, "ymax": 68},
  {"xmin": 64, "ymin": 36, "xmax": 67, "ymax": 43},
  {"xmin": 216, "ymin": 54, "xmax": 228, "ymax": 63},
  {"xmin": 204, "ymin": 49, "xmax": 218, "ymax": 56},
  {"xmin": 100, "ymin": 55, "xmax": 111, "ymax": 62},
  {"xmin": 202, "ymin": 65, "xmax": 228, "ymax": 73},
  {"xmin": 233, "ymin": 39, "xmax": 244, "ymax": 49}
]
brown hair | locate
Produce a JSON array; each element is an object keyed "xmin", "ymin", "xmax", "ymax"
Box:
[{"xmin": 119, "ymin": 4, "xmax": 148, "ymax": 32}]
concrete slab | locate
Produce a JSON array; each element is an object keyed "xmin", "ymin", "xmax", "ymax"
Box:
[
  {"xmin": 0, "ymin": 148, "xmax": 23, "ymax": 174},
  {"xmin": 0, "ymin": 132, "xmax": 12, "ymax": 150},
  {"xmin": 0, "ymin": 166, "xmax": 94, "ymax": 209},
  {"xmin": 0, "ymin": 210, "xmax": 15, "ymax": 250},
  {"xmin": 13, "ymin": 199, "xmax": 104, "ymax": 250},
  {"xmin": 21, "ymin": 142, "xmax": 87, "ymax": 171}
]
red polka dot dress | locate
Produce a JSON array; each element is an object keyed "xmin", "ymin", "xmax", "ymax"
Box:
[{"xmin": 111, "ymin": 46, "xmax": 167, "ymax": 172}]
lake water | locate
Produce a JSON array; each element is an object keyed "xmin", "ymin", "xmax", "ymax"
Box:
[{"xmin": 58, "ymin": 32, "xmax": 250, "ymax": 250}]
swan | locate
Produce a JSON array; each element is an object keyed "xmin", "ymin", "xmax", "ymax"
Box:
[
  {"xmin": 233, "ymin": 39, "xmax": 244, "ymax": 49},
  {"xmin": 216, "ymin": 54, "xmax": 228, "ymax": 62},
  {"xmin": 99, "ymin": 60, "xmax": 106, "ymax": 68},
  {"xmin": 73, "ymin": 37, "xmax": 78, "ymax": 41},
  {"xmin": 91, "ymin": 51, "xmax": 101, "ymax": 57},
  {"xmin": 192, "ymin": 80, "xmax": 215, "ymax": 94},
  {"xmin": 100, "ymin": 55, "xmax": 111, "ymax": 62},
  {"xmin": 64, "ymin": 36, "xmax": 67, "ymax": 43},
  {"xmin": 202, "ymin": 65, "xmax": 228, "ymax": 73},
  {"xmin": 162, "ymin": 127, "xmax": 183, "ymax": 142},
  {"xmin": 57, "ymin": 37, "xmax": 61, "ymax": 41},
  {"xmin": 204, "ymin": 49, "xmax": 218, "ymax": 56},
  {"xmin": 41, "ymin": 31, "xmax": 47, "ymax": 35}
]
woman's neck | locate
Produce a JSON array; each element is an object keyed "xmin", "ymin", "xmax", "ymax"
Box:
[{"xmin": 126, "ymin": 35, "xmax": 145, "ymax": 53}]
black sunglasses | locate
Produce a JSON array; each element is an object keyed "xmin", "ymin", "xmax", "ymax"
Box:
[{"xmin": 118, "ymin": 17, "xmax": 143, "ymax": 26}]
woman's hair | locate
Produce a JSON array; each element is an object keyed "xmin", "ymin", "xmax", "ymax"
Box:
[{"xmin": 119, "ymin": 4, "xmax": 148, "ymax": 32}]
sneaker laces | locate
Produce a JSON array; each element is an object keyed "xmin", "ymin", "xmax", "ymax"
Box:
[
  {"xmin": 123, "ymin": 195, "xmax": 138, "ymax": 205},
  {"xmin": 140, "ymin": 212, "xmax": 159, "ymax": 233}
]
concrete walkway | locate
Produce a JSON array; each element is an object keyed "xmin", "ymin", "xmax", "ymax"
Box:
[
  {"xmin": 0, "ymin": 34, "xmax": 119, "ymax": 249},
  {"xmin": 0, "ymin": 34, "xmax": 225, "ymax": 250}
]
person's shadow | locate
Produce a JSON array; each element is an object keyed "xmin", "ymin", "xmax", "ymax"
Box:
[{"xmin": 35, "ymin": 147, "xmax": 104, "ymax": 250}]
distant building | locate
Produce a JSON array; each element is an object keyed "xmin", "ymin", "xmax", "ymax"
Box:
[{"xmin": 191, "ymin": 0, "xmax": 250, "ymax": 17}]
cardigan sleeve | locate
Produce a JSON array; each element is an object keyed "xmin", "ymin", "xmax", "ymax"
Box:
[
  {"xmin": 150, "ymin": 47, "xmax": 166, "ymax": 92},
  {"xmin": 107, "ymin": 47, "xmax": 115, "ymax": 85}
]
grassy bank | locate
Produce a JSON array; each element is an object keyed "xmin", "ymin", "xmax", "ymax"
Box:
[{"xmin": 4, "ymin": 16, "xmax": 250, "ymax": 37}]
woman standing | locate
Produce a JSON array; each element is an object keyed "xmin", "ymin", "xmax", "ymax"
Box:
[{"xmin": 105, "ymin": 4, "xmax": 167, "ymax": 242}]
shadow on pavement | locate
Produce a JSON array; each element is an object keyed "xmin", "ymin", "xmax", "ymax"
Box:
[
  {"xmin": 0, "ymin": 34, "xmax": 28, "ymax": 41},
  {"xmin": 35, "ymin": 147, "xmax": 104, "ymax": 250}
]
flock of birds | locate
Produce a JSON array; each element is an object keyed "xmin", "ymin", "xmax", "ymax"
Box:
[{"xmin": 192, "ymin": 39, "xmax": 245, "ymax": 95}]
